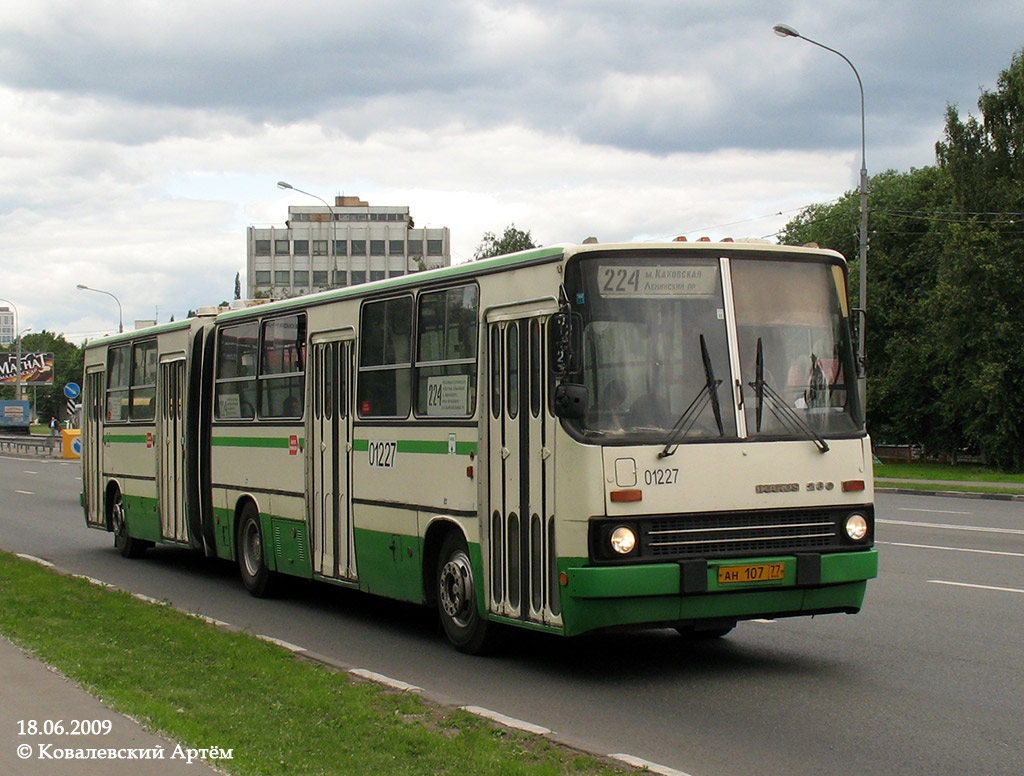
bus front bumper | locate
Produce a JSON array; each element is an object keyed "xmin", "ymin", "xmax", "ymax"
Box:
[{"xmin": 559, "ymin": 549, "xmax": 877, "ymax": 637}]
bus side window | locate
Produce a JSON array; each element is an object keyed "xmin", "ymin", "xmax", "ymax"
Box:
[
  {"xmin": 106, "ymin": 344, "xmax": 131, "ymax": 422},
  {"xmin": 358, "ymin": 296, "xmax": 412, "ymax": 418},
  {"xmin": 214, "ymin": 321, "xmax": 258, "ymax": 420},
  {"xmin": 259, "ymin": 314, "xmax": 306, "ymax": 419}
]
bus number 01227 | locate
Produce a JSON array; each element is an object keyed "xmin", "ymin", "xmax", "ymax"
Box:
[
  {"xmin": 644, "ymin": 468, "xmax": 679, "ymax": 485},
  {"xmin": 367, "ymin": 441, "xmax": 397, "ymax": 468}
]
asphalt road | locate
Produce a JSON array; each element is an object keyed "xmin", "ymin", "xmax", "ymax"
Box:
[{"xmin": 1, "ymin": 455, "xmax": 1022, "ymax": 776}]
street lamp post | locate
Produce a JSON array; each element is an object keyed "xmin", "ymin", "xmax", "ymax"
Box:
[
  {"xmin": 773, "ymin": 23, "xmax": 868, "ymax": 413},
  {"xmin": 278, "ymin": 181, "xmax": 338, "ymax": 289},
  {"xmin": 77, "ymin": 284, "xmax": 123, "ymax": 334},
  {"xmin": 0, "ymin": 298, "xmax": 24, "ymax": 401}
]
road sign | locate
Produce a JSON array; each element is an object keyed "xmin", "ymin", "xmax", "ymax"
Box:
[{"xmin": 64, "ymin": 382, "xmax": 81, "ymax": 400}]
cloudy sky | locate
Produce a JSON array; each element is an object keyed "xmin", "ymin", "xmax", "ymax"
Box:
[{"xmin": 2, "ymin": 0, "xmax": 1021, "ymax": 342}]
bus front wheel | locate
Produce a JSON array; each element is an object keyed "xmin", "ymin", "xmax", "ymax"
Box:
[
  {"xmin": 436, "ymin": 532, "xmax": 493, "ymax": 655},
  {"xmin": 237, "ymin": 503, "xmax": 275, "ymax": 597}
]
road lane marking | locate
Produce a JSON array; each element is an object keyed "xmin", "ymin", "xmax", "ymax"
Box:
[
  {"xmin": 878, "ymin": 518, "xmax": 1024, "ymax": 536},
  {"xmin": 880, "ymin": 540, "xmax": 1024, "ymax": 561},
  {"xmin": 14, "ymin": 490, "xmax": 34, "ymax": 495},
  {"xmin": 899, "ymin": 507, "xmax": 973, "ymax": 515},
  {"xmin": 929, "ymin": 580, "xmax": 1024, "ymax": 595}
]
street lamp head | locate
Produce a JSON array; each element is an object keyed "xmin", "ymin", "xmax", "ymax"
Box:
[
  {"xmin": 76, "ymin": 284, "xmax": 89, "ymax": 290},
  {"xmin": 773, "ymin": 23, "xmax": 800, "ymax": 38},
  {"xmin": 277, "ymin": 181, "xmax": 293, "ymax": 190}
]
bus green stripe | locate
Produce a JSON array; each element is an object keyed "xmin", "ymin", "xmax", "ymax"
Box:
[
  {"xmin": 104, "ymin": 435, "xmax": 149, "ymax": 444},
  {"xmin": 351, "ymin": 439, "xmax": 477, "ymax": 455},
  {"xmin": 211, "ymin": 436, "xmax": 304, "ymax": 449}
]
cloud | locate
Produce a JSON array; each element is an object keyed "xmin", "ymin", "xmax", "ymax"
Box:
[{"xmin": 1, "ymin": 0, "xmax": 1022, "ymax": 341}]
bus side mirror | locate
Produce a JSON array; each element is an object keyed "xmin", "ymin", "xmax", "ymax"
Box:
[
  {"xmin": 553, "ymin": 383, "xmax": 588, "ymax": 419},
  {"xmin": 852, "ymin": 308, "xmax": 867, "ymax": 377},
  {"xmin": 549, "ymin": 311, "xmax": 583, "ymax": 378}
]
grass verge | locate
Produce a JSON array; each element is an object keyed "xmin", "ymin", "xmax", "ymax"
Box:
[
  {"xmin": 874, "ymin": 462, "xmax": 1024, "ymax": 495},
  {"xmin": 874, "ymin": 462, "xmax": 1024, "ymax": 483},
  {"xmin": 0, "ymin": 551, "xmax": 624, "ymax": 776}
]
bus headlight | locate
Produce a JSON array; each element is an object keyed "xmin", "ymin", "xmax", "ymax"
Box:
[
  {"xmin": 844, "ymin": 513, "xmax": 869, "ymax": 541},
  {"xmin": 610, "ymin": 526, "xmax": 637, "ymax": 555}
]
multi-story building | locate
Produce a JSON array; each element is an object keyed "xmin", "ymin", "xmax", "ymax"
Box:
[
  {"xmin": 0, "ymin": 306, "xmax": 14, "ymax": 347},
  {"xmin": 246, "ymin": 195, "xmax": 451, "ymax": 298}
]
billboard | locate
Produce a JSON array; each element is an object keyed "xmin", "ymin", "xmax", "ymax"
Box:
[{"xmin": 0, "ymin": 352, "xmax": 55, "ymax": 386}]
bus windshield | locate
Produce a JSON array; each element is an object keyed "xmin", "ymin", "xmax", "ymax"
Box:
[{"xmin": 564, "ymin": 251, "xmax": 862, "ymax": 444}]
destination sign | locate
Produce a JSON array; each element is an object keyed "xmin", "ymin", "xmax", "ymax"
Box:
[{"xmin": 596, "ymin": 265, "xmax": 717, "ymax": 298}]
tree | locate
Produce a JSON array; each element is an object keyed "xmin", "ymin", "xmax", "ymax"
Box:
[
  {"xmin": 473, "ymin": 224, "xmax": 537, "ymax": 260},
  {"xmin": 234, "ymin": 272, "xmax": 242, "ymax": 300},
  {"xmin": 933, "ymin": 49, "xmax": 1024, "ymax": 468}
]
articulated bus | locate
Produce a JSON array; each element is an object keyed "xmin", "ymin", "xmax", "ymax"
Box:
[{"xmin": 81, "ymin": 241, "xmax": 876, "ymax": 653}]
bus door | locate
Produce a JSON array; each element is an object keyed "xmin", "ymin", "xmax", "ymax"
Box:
[
  {"xmin": 83, "ymin": 367, "xmax": 106, "ymax": 529},
  {"xmin": 486, "ymin": 309, "xmax": 560, "ymax": 627},
  {"xmin": 309, "ymin": 333, "xmax": 355, "ymax": 581},
  {"xmin": 158, "ymin": 357, "xmax": 188, "ymax": 543}
]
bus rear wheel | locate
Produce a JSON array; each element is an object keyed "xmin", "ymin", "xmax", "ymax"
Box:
[
  {"xmin": 436, "ymin": 533, "xmax": 492, "ymax": 655},
  {"xmin": 237, "ymin": 503, "xmax": 275, "ymax": 597},
  {"xmin": 111, "ymin": 489, "xmax": 148, "ymax": 559}
]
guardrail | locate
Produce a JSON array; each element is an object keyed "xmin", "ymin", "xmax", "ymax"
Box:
[{"xmin": 0, "ymin": 434, "xmax": 62, "ymax": 457}]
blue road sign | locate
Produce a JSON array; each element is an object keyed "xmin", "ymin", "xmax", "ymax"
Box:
[{"xmin": 64, "ymin": 382, "xmax": 81, "ymax": 399}]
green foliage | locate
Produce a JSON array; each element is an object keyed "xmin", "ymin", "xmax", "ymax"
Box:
[
  {"xmin": 780, "ymin": 46, "xmax": 1024, "ymax": 469},
  {"xmin": 1, "ymin": 330, "xmax": 82, "ymax": 421},
  {"xmin": 473, "ymin": 224, "xmax": 538, "ymax": 260}
]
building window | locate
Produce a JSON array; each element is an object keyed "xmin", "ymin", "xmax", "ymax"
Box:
[
  {"xmin": 254, "ymin": 240, "xmax": 271, "ymax": 256},
  {"xmin": 351, "ymin": 240, "xmax": 366, "ymax": 255},
  {"xmin": 333, "ymin": 270, "xmax": 348, "ymax": 287},
  {"xmin": 274, "ymin": 270, "xmax": 290, "ymax": 285},
  {"xmin": 254, "ymin": 271, "xmax": 271, "ymax": 286},
  {"xmin": 312, "ymin": 240, "xmax": 328, "ymax": 256},
  {"xmin": 274, "ymin": 240, "xmax": 290, "ymax": 255},
  {"xmin": 370, "ymin": 271, "xmax": 386, "ymax": 282},
  {"xmin": 293, "ymin": 271, "xmax": 309, "ymax": 287},
  {"xmin": 334, "ymin": 239, "xmax": 348, "ymax": 256},
  {"xmin": 370, "ymin": 240, "xmax": 386, "ymax": 256},
  {"xmin": 351, "ymin": 271, "xmax": 366, "ymax": 285},
  {"xmin": 388, "ymin": 240, "xmax": 404, "ymax": 256},
  {"xmin": 358, "ymin": 296, "xmax": 412, "ymax": 418},
  {"xmin": 408, "ymin": 241, "xmax": 423, "ymax": 256},
  {"xmin": 293, "ymin": 240, "xmax": 309, "ymax": 255},
  {"xmin": 312, "ymin": 270, "xmax": 329, "ymax": 286},
  {"xmin": 427, "ymin": 240, "xmax": 443, "ymax": 256}
]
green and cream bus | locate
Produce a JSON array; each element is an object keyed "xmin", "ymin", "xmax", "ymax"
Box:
[{"xmin": 81, "ymin": 240, "xmax": 876, "ymax": 653}]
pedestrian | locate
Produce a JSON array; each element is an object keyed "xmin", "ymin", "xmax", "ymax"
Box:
[{"xmin": 49, "ymin": 417, "xmax": 59, "ymax": 436}]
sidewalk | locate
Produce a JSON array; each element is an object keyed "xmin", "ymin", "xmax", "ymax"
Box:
[{"xmin": 0, "ymin": 637, "xmax": 222, "ymax": 776}]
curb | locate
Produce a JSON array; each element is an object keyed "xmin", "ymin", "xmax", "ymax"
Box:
[{"xmin": 876, "ymin": 486, "xmax": 1024, "ymax": 502}]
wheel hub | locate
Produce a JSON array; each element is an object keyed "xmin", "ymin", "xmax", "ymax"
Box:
[{"xmin": 439, "ymin": 555, "xmax": 473, "ymax": 624}]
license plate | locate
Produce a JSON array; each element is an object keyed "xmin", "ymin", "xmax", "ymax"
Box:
[{"xmin": 717, "ymin": 562, "xmax": 786, "ymax": 584}]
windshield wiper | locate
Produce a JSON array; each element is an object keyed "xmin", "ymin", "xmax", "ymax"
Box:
[
  {"xmin": 659, "ymin": 335, "xmax": 724, "ymax": 458},
  {"xmin": 749, "ymin": 338, "xmax": 829, "ymax": 454}
]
